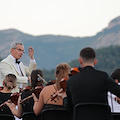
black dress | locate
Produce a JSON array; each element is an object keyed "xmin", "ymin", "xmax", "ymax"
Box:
[
  {"xmin": 0, "ymin": 92, "xmax": 13, "ymax": 115},
  {"xmin": 44, "ymin": 104, "xmax": 65, "ymax": 110},
  {"xmin": 21, "ymin": 90, "xmax": 34, "ymax": 113},
  {"xmin": 21, "ymin": 90, "xmax": 41, "ymax": 120}
]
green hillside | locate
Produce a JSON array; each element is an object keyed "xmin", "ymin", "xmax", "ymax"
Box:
[{"xmin": 43, "ymin": 46, "xmax": 120, "ymax": 82}]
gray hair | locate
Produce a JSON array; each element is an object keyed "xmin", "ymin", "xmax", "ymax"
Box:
[{"xmin": 10, "ymin": 42, "xmax": 24, "ymax": 49}]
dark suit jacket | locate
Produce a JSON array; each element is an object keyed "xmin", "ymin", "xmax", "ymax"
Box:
[{"xmin": 66, "ymin": 66, "xmax": 120, "ymax": 112}]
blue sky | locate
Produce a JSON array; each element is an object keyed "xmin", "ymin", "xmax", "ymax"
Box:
[{"xmin": 0, "ymin": 0, "xmax": 120, "ymax": 37}]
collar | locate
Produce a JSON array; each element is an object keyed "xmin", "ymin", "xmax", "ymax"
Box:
[
  {"xmin": 118, "ymin": 83, "xmax": 120, "ymax": 85},
  {"xmin": 10, "ymin": 54, "xmax": 16, "ymax": 63},
  {"xmin": 82, "ymin": 66, "xmax": 95, "ymax": 70}
]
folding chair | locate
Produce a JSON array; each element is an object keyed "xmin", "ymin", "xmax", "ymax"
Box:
[
  {"xmin": 112, "ymin": 112, "xmax": 120, "ymax": 120},
  {"xmin": 22, "ymin": 112, "xmax": 41, "ymax": 120},
  {"xmin": 41, "ymin": 108, "xmax": 72, "ymax": 120},
  {"xmin": 74, "ymin": 103, "xmax": 113, "ymax": 120},
  {"xmin": 0, "ymin": 114, "xmax": 15, "ymax": 120}
]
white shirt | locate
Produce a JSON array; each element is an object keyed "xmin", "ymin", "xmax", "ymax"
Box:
[
  {"xmin": 108, "ymin": 83, "xmax": 120, "ymax": 113},
  {"xmin": 10, "ymin": 55, "xmax": 36, "ymax": 88},
  {"xmin": 10, "ymin": 54, "xmax": 36, "ymax": 77},
  {"xmin": 10, "ymin": 55, "xmax": 23, "ymax": 76}
]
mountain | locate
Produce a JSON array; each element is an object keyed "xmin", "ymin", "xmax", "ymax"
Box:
[
  {"xmin": 92, "ymin": 16, "xmax": 120, "ymax": 48},
  {"xmin": 0, "ymin": 16, "xmax": 120, "ymax": 70}
]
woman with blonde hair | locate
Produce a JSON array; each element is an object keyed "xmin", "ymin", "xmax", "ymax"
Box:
[
  {"xmin": 0, "ymin": 74, "xmax": 17, "ymax": 115},
  {"xmin": 33, "ymin": 63, "xmax": 71, "ymax": 115}
]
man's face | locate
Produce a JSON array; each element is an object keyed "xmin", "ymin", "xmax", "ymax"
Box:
[{"xmin": 11, "ymin": 44, "xmax": 25, "ymax": 60}]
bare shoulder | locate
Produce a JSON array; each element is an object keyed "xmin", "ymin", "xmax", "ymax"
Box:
[{"xmin": 43, "ymin": 85, "xmax": 54, "ymax": 91}]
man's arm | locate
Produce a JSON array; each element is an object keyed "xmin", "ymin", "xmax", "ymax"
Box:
[
  {"xmin": 107, "ymin": 74, "xmax": 120, "ymax": 98},
  {"xmin": 23, "ymin": 61, "xmax": 37, "ymax": 75}
]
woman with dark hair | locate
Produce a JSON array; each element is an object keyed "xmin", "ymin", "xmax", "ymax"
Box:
[
  {"xmin": 6, "ymin": 69, "xmax": 44, "ymax": 119},
  {"xmin": 30, "ymin": 69, "xmax": 44, "ymax": 89}
]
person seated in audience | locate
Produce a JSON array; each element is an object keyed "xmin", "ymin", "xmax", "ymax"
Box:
[
  {"xmin": 108, "ymin": 68, "xmax": 120, "ymax": 112},
  {"xmin": 32, "ymin": 63, "xmax": 71, "ymax": 115},
  {"xmin": 6, "ymin": 69, "xmax": 44, "ymax": 119},
  {"xmin": 0, "ymin": 74, "xmax": 17, "ymax": 115}
]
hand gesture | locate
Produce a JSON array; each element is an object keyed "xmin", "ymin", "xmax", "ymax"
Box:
[
  {"xmin": 58, "ymin": 91, "xmax": 67, "ymax": 99},
  {"xmin": 28, "ymin": 47, "xmax": 34, "ymax": 60},
  {"xmin": 5, "ymin": 100, "xmax": 16, "ymax": 109},
  {"xmin": 32, "ymin": 93, "xmax": 39, "ymax": 102},
  {"xmin": 114, "ymin": 96, "xmax": 120, "ymax": 104}
]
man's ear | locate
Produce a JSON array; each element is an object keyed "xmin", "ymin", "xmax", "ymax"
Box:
[
  {"xmin": 55, "ymin": 73, "xmax": 57, "ymax": 78},
  {"xmin": 115, "ymin": 79, "xmax": 119, "ymax": 83},
  {"xmin": 11, "ymin": 48, "xmax": 14, "ymax": 53},
  {"xmin": 94, "ymin": 59, "xmax": 98, "ymax": 65},
  {"xmin": 79, "ymin": 58, "xmax": 82, "ymax": 64}
]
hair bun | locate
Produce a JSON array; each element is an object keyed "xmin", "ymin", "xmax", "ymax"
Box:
[{"xmin": 7, "ymin": 82, "xmax": 14, "ymax": 89}]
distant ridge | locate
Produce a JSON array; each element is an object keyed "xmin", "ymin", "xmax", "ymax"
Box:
[{"xmin": 0, "ymin": 16, "xmax": 120, "ymax": 70}]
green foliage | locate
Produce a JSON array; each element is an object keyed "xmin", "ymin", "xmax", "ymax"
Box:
[
  {"xmin": 43, "ymin": 45, "xmax": 120, "ymax": 81},
  {"xmin": 69, "ymin": 59, "xmax": 80, "ymax": 68},
  {"xmin": 42, "ymin": 69, "xmax": 55, "ymax": 82},
  {"xmin": 95, "ymin": 45, "xmax": 120, "ymax": 75}
]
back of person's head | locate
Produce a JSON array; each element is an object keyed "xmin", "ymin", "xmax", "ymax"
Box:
[
  {"xmin": 80, "ymin": 47, "xmax": 96, "ymax": 63},
  {"xmin": 55, "ymin": 63, "xmax": 71, "ymax": 82},
  {"xmin": 111, "ymin": 68, "xmax": 120, "ymax": 82},
  {"xmin": 3, "ymin": 74, "xmax": 17, "ymax": 90},
  {"xmin": 30, "ymin": 69, "xmax": 44, "ymax": 89}
]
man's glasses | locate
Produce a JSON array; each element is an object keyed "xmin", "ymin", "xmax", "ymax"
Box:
[{"xmin": 15, "ymin": 48, "xmax": 25, "ymax": 53}]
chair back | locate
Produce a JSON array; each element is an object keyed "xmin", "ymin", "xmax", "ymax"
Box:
[
  {"xmin": 22, "ymin": 112, "xmax": 41, "ymax": 120},
  {"xmin": 74, "ymin": 103, "xmax": 113, "ymax": 120},
  {"xmin": 41, "ymin": 108, "xmax": 72, "ymax": 120},
  {"xmin": 0, "ymin": 114, "xmax": 15, "ymax": 120},
  {"xmin": 112, "ymin": 113, "xmax": 120, "ymax": 120}
]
